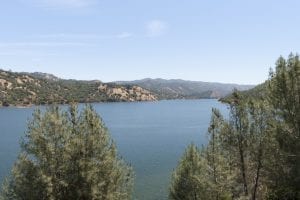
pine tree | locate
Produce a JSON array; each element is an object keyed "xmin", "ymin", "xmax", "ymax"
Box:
[
  {"xmin": 169, "ymin": 54, "xmax": 299, "ymax": 200},
  {"xmin": 267, "ymin": 54, "xmax": 300, "ymax": 199},
  {"xmin": 0, "ymin": 104, "xmax": 134, "ymax": 200},
  {"xmin": 221, "ymin": 91, "xmax": 250, "ymax": 198},
  {"xmin": 221, "ymin": 94, "xmax": 275, "ymax": 200},
  {"xmin": 169, "ymin": 143, "xmax": 210, "ymax": 200},
  {"xmin": 247, "ymin": 101, "xmax": 273, "ymax": 200},
  {"xmin": 206, "ymin": 108, "xmax": 232, "ymax": 200},
  {"xmin": 169, "ymin": 109, "xmax": 234, "ymax": 200}
]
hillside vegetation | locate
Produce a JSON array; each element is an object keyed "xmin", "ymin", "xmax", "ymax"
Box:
[
  {"xmin": 220, "ymin": 81, "xmax": 268, "ymax": 103},
  {"xmin": 0, "ymin": 70, "xmax": 157, "ymax": 107},
  {"xmin": 0, "ymin": 69, "xmax": 255, "ymax": 107},
  {"xmin": 115, "ymin": 78, "xmax": 254, "ymax": 99}
]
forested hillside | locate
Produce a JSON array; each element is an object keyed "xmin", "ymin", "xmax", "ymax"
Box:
[
  {"xmin": 0, "ymin": 69, "xmax": 157, "ymax": 107},
  {"xmin": 220, "ymin": 82, "xmax": 268, "ymax": 103}
]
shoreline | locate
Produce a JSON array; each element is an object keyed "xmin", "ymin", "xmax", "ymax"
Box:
[{"xmin": 0, "ymin": 98, "xmax": 222, "ymax": 109}]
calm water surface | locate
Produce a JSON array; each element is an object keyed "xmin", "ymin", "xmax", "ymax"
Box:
[{"xmin": 0, "ymin": 99, "xmax": 228, "ymax": 200}]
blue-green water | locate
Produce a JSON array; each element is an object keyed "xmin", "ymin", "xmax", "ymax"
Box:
[{"xmin": 0, "ymin": 99, "xmax": 228, "ymax": 200}]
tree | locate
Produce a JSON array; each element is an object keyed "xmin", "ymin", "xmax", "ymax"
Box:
[
  {"xmin": 169, "ymin": 143, "xmax": 210, "ymax": 200},
  {"xmin": 221, "ymin": 91, "xmax": 250, "ymax": 198},
  {"xmin": 0, "ymin": 104, "xmax": 134, "ymax": 200},
  {"xmin": 169, "ymin": 109, "xmax": 233, "ymax": 200},
  {"xmin": 248, "ymin": 101, "xmax": 273, "ymax": 200},
  {"xmin": 218, "ymin": 92, "xmax": 272, "ymax": 200},
  {"xmin": 267, "ymin": 54, "xmax": 300, "ymax": 199},
  {"xmin": 169, "ymin": 54, "xmax": 299, "ymax": 200},
  {"xmin": 206, "ymin": 109, "xmax": 232, "ymax": 200}
]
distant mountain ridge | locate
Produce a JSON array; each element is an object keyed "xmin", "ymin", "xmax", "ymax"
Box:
[
  {"xmin": 114, "ymin": 78, "xmax": 255, "ymax": 99},
  {"xmin": 0, "ymin": 69, "xmax": 256, "ymax": 107}
]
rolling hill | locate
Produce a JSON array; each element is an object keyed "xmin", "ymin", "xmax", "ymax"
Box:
[
  {"xmin": 0, "ymin": 69, "xmax": 256, "ymax": 107},
  {"xmin": 114, "ymin": 78, "xmax": 255, "ymax": 99},
  {"xmin": 0, "ymin": 69, "xmax": 157, "ymax": 107}
]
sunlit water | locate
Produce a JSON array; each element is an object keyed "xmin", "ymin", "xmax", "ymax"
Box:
[{"xmin": 0, "ymin": 99, "xmax": 228, "ymax": 200}]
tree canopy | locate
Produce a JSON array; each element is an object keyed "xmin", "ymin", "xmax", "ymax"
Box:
[
  {"xmin": 0, "ymin": 104, "xmax": 134, "ymax": 200},
  {"xmin": 170, "ymin": 54, "xmax": 300, "ymax": 200}
]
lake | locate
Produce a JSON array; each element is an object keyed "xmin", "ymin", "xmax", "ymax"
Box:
[{"xmin": 0, "ymin": 99, "xmax": 228, "ymax": 200}]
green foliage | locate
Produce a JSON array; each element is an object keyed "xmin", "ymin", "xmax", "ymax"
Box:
[
  {"xmin": 170, "ymin": 54, "xmax": 300, "ymax": 200},
  {"xmin": 169, "ymin": 109, "xmax": 234, "ymax": 200},
  {"xmin": 170, "ymin": 94, "xmax": 274, "ymax": 200},
  {"xmin": 0, "ymin": 104, "xmax": 134, "ymax": 200},
  {"xmin": 225, "ymin": 91, "xmax": 251, "ymax": 197},
  {"xmin": 206, "ymin": 108, "xmax": 232, "ymax": 200},
  {"xmin": 220, "ymin": 82, "xmax": 268, "ymax": 103},
  {"xmin": 248, "ymin": 101, "xmax": 274, "ymax": 200},
  {"xmin": 169, "ymin": 143, "xmax": 211, "ymax": 200},
  {"xmin": 266, "ymin": 53, "xmax": 300, "ymax": 199}
]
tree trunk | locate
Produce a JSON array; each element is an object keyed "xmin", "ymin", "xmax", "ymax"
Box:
[
  {"xmin": 238, "ymin": 140, "xmax": 248, "ymax": 196},
  {"xmin": 237, "ymin": 115, "xmax": 248, "ymax": 196},
  {"xmin": 252, "ymin": 143, "xmax": 263, "ymax": 200}
]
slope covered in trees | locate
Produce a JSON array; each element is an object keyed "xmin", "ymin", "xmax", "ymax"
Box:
[
  {"xmin": 220, "ymin": 82, "xmax": 268, "ymax": 103},
  {"xmin": 170, "ymin": 54, "xmax": 300, "ymax": 200}
]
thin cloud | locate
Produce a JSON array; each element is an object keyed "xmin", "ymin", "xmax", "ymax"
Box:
[
  {"xmin": 146, "ymin": 20, "xmax": 168, "ymax": 37},
  {"xmin": 28, "ymin": 0, "xmax": 97, "ymax": 9},
  {"xmin": 0, "ymin": 42, "xmax": 91, "ymax": 47},
  {"xmin": 116, "ymin": 32, "xmax": 133, "ymax": 39},
  {"xmin": 0, "ymin": 32, "xmax": 133, "ymax": 50},
  {"xmin": 38, "ymin": 33, "xmax": 104, "ymax": 39},
  {"xmin": 0, "ymin": 50, "xmax": 58, "ymax": 56},
  {"xmin": 37, "ymin": 32, "xmax": 133, "ymax": 39}
]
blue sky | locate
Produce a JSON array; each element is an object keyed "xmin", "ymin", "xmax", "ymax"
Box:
[{"xmin": 1, "ymin": 0, "xmax": 300, "ymax": 84}]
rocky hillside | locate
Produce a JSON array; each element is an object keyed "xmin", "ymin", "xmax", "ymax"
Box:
[
  {"xmin": 115, "ymin": 78, "xmax": 255, "ymax": 99},
  {"xmin": 0, "ymin": 70, "xmax": 157, "ymax": 107}
]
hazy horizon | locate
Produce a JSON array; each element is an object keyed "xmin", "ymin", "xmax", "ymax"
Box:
[
  {"xmin": 0, "ymin": 68, "xmax": 258, "ymax": 85},
  {"xmin": 1, "ymin": 0, "xmax": 300, "ymax": 84}
]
